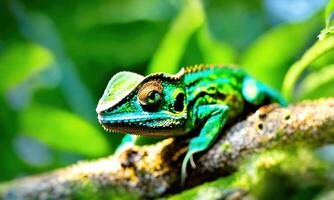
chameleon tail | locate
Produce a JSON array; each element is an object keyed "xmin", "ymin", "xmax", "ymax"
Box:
[{"xmin": 242, "ymin": 76, "xmax": 288, "ymax": 107}]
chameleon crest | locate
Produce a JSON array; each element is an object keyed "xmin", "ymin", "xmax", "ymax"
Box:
[{"xmin": 97, "ymin": 65, "xmax": 287, "ymax": 183}]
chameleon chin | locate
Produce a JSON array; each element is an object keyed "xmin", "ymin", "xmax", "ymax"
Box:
[{"xmin": 96, "ymin": 64, "xmax": 287, "ymax": 184}]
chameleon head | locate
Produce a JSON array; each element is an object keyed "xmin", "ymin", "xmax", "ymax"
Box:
[{"xmin": 96, "ymin": 71, "xmax": 188, "ymax": 137}]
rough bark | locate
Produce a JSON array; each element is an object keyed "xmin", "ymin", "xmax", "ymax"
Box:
[{"xmin": 1, "ymin": 98, "xmax": 334, "ymax": 199}]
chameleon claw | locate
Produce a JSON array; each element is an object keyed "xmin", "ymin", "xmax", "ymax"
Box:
[
  {"xmin": 190, "ymin": 155, "xmax": 196, "ymax": 168},
  {"xmin": 181, "ymin": 151, "xmax": 192, "ymax": 185},
  {"xmin": 181, "ymin": 150, "xmax": 199, "ymax": 185}
]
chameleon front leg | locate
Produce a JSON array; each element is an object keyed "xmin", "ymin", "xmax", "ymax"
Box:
[
  {"xmin": 181, "ymin": 104, "xmax": 229, "ymax": 184},
  {"xmin": 115, "ymin": 134, "xmax": 138, "ymax": 153}
]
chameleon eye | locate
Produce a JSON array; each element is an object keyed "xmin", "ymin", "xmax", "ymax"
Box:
[
  {"xmin": 174, "ymin": 92, "xmax": 185, "ymax": 112},
  {"xmin": 146, "ymin": 90, "xmax": 161, "ymax": 105},
  {"xmin": 138, "ymin": 80, "xmax": 163, "ymax": 107}
]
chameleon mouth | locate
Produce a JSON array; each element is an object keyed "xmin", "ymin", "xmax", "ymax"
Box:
[{"xmin": 98, "ymin": 112, "xmax": 187, "ymax": 137}]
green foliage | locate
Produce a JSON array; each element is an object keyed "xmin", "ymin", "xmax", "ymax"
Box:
[
  {"xmin": 281, "ymin": 0, "xmax": 334, "ymax": 101},
  {"xmin": 0, "ymin": 43, "xmax": 53, "ymax": 92},
  {"xmin": 240, "ymin": 18, "xmax": 320, "ymax": 89},
  {"xmin": 318, "ymin": 0, "xmax": 334, "ymax": 39},
  {"xmin": 326, "ymin": 0, "xmax": 334, "ymax": 26},
  {"xmin": 148, "ymin": 0, "xmax": 204, "ymax": 74},
  {"xmin": 20, "ymin": 104, "xmax": 110, "ymax": 157},
  {"xmin": 197, "ymin": 26, "xmax": 237, "ymax": 64},
  {"xmin": 282, "ymin": 35, "xmax": 334, "ymax": 101},
  {"xmin": 298, "ymin": 64, "xmax": 334, "ymax": 99},
  {"xmin": 1, "ymin": 0, "xmax": 334, "ymax": 191}
]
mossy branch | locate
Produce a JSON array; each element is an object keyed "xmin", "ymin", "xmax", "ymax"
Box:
[{"xmin": 1, "ymin": 98, "xmax": 334, "ymax": 199}]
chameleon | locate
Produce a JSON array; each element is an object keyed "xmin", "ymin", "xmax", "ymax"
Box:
[{"xmin": 96, "ymin": 65, "xmax": 287, "ymax": 183}]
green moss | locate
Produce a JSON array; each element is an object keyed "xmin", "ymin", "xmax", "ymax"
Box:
[
  {"xmin": 221, "ymin": 142, "xmax": 233, "ymax": 152},
  {"xmin": 164, "ymin": 174, "xmax": 238, "ymax": 200},
  {"xmin": 237, "ymin": 148, "xmax": 329, "ymax": 200},
  {"xmin": 274, "ymin": 129, "xmax": 283, "ymax": 141},
  {"xmin": 72, "ymin": 180, "xmax": 141, "ymax": 200},
  {"xmin": 167, "ymin": 148, "xmax": 331, "ymax": 200},
  {"xmin": 295, "ymin": 131, "xmax": 307, "ymax": 141}
]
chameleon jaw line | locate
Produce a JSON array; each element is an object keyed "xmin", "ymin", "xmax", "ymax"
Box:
[
  {"xmin": 98, "ymin": 112, "xmax": 187, "ymax": 124},
  {"xmin": 98, "ymin": 112, "xmax": 187, "ymax": 136}
]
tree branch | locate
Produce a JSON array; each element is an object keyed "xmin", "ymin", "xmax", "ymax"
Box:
[{"xmin": 1, "ymin": 98, "xmax": 334, "ymax": 199}]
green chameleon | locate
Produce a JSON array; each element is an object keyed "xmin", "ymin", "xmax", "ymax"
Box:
[{"xmin": 96, "ymin": 65, "xmax": 287, "ymax": 183}]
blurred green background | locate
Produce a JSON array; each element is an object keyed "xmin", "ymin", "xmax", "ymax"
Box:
[{"xmin": 1, "ymin": 0, "xmax": 334, "ymax": 182}]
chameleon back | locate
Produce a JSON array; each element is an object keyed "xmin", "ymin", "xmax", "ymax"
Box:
[{"xmin": 183, "ymin": 65, "xmax": 247, "ymax": 120}]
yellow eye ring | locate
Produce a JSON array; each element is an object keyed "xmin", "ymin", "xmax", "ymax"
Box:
[{"xmin": 138, "ymin": 80, "xmax": 163, "ymax": 106}]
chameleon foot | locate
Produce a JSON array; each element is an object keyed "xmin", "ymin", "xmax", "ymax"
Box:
[{"xmin": 181, "ymin": 104, "xmax": 229, "ymax": 185}]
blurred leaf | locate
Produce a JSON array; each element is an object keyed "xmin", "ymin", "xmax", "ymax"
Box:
[
  {"xmin": 10, "ymin": 8, "xmax": 97, "ymax": 121},
  {"xmin": 20, "ymin": 105, "xmax": 110, "ymax": 157},
  {"xmin": 0, "ymin": 43, "xmax": 53, "ymax": 92},
  {"xmin": 73, "ymin": 0, "xmax": 176, "ymax": 28},
  {"xmin": 240, "ymin": 17, "xmax": 320, "ymax": 90},
  {"xmin": 148, "ymin": 0, "xmax": 205, "ymax": 74},
  {"xmin": 325, "ymin": 0, "xmax": 334, "ymax": 27},
  {"xmin": 205, "ymin": 0, "xmax": 265, "ymax": 51},
  {"xmin": 65, "ymin": 21, "xmax": 166, "ymax": 68},
  {"xmin": 197, "ymin": 26, "xmax": 237, "ymax": 64},
  {"xmin": 21, "ymin": 0, "xmax": 176, "ymax": 29},
  {"xmin": 0, "ymin": 97, "xmax": 25, "ymax": 181},
  {"xmin": 318, "ymin": 0, "xmax": 334, "ymax": 40},
  {"xmin": 309, "ymin": 49, "xmax": 334, "ymax": 69},
  {"xmin": 179, "ymin": 31, "xmax": 204, "ymax": 66},
  {"xmin": 282, "ymin": 35, "xmax": 334, "ymax": 101},
  {"xmin": 297, "ymin": 64, "xmax": 334, "ymax": 100}
]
